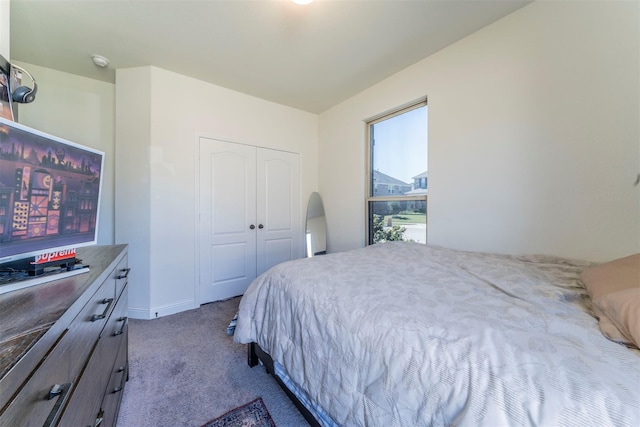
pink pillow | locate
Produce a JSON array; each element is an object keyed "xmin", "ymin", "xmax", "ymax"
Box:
[
  {"xmin": 593, "ymin": 287, "xmax": 640, "ymax": 347},
  {"xmin": 580, "ymin": 253, "xmax": 640, "ymax": 348},
  {"xmin": 580, "ymin": 254, "xmax": 639, "ymax": 300}
]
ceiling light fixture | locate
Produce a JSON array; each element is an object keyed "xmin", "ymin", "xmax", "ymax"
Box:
[
  {"xmin": 292, "ymin": 0, "xmax": 314, "ymax": 5},
  {"xmin": 91, "ymin": 54, "xmax": 110, "ymax": 68}
]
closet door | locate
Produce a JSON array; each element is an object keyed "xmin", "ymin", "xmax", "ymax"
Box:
[
  {"xmin": 256, "ymin": 148, "xmax": 301, "ymax": 276},
  {"xmin": 199, "ymin": 138, "xmax": 257, "ymax": 303}
]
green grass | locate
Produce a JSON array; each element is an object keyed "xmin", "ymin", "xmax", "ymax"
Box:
[{"xmin": 385, "ymin": 213, "xmax": 426, "ymax": 225}]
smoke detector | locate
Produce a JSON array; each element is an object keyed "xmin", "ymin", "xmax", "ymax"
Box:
[{"xmin": 91, "ymin": 55, "xmax": 110, "ymax": 68}]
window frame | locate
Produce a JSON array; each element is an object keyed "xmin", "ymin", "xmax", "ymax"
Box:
[{"xmin": 364, "ymin": 98, "xmax": 428, "ymax": 245}]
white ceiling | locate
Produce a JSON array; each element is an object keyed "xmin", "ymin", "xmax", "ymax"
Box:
[{"xmin": 9, "ymin": 0, "xmax": 531, "ymax": 113}]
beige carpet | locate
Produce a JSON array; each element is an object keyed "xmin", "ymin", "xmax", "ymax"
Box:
[{"xmin": 116, "ymin": 297, "xmax": 309, "ymax": 427}]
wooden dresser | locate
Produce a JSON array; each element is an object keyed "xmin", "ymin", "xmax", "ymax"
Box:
[{"xmin": 0, "ymin": 245, "xmax": 129, "ymax": 427}]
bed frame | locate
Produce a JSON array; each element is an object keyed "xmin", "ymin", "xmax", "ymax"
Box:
[{"xmin": 247, "ymin": 342, "xmax": 322, "ymax": 427}]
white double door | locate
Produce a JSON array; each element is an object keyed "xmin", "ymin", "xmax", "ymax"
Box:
[{"xmin": 198, "ymin": 138, "xmax": 301, "ymax": 304}]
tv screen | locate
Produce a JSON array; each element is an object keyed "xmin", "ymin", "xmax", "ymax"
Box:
[{"xmin": 0, "ymin": 117, "xmax": 104, "ymax": 266}]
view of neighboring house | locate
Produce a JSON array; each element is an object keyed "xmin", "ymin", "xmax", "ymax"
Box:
[
  {"xmin": 373, "ymin": 170, "xmax": 428, "ymax": 197},
  {"xmin": 372, "ymin": 170, "xmax": 412, "ymax": 195},
  {"xmin": 372, "ymin": 169, "xmax": 428, "ymax": 211},
  {"xmin": 406, "ymin": 171, "xmax": 428, "ymax": 196},
  {"xmin": 406, "ymin": 171, "xmax": 427, "ymax": 211}
]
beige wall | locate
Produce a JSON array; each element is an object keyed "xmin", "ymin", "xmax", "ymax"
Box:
[
  {"xmin": 319, "ymin": 0, "xmax": 640, "ymax": 262},
  {"xmin": 116, "ymin": 66, "xmax": 318, "ymax": 318},
  {"xmin": 11, "ymin": 62, "xmax": 116, "ymax": 247}
]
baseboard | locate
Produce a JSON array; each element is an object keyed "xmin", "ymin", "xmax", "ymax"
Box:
[
  {"xmin": 127, "ymin": 300, "xmax": 198, "ymax": 319},
  {"xmin": 127, "ymin": 307, "xmax": 152, "ymax": 320}
]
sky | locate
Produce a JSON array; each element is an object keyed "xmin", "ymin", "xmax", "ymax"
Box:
[{"xmin": 371, "ymin": 105, "xmax": 428, "ymax": 184}]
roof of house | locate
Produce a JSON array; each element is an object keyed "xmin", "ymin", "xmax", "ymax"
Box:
[
  {"xmin": 404, "ymin": 188, "xmax": 428, "ymax": 196},
  {"xmin": 373, "ymin": 170, "xmax": 411, "ymax": 186}
]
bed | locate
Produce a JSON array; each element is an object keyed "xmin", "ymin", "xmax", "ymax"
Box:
[{"xmin": 233, "ymin": 241, "xmax": 640, "ymax": 426}]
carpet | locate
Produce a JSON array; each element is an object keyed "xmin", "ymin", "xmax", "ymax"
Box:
[{"xmin": 201, "ymin": 397, "xmax": 276, "ymax": 427}]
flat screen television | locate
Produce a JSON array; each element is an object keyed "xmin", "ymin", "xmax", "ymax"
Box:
[{"xmin": 0, "ymin": 117, "xmax": 104, "ymax": 280}]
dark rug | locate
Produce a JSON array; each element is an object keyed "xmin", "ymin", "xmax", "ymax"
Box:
[{"xmin": 201, "ymin": 397, "xmax": 276, "ymax": 427}]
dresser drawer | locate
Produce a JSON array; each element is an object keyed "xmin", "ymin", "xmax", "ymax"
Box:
[
  {"xmin": 114, "ymin": 256, "xmax": 129, "ymax": 299},
  {"xmin": 100, "ymin": 332, "xmax": 129, "ymax": 427},
  {"xmin": 0, "ymin": 279, "xmax": 115, "ymax": 427},
  {"xmin": 57, "ymin": 290, "xmax": 128, "ymax": 427}
]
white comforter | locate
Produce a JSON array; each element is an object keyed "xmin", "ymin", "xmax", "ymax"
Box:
[{"xmin": 234, "ymin": 242, "xmax": 640, "ymax": 426}]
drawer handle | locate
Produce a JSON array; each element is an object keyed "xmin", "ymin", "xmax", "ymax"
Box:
[
  {"xmin": 116, "ymin": 268, "xmax": 131, "ymax": 279},
  {"xmin": 113, "ymin": 365, "xmax": 127, "ymax": 393},
  {"xmin": 113, "ymin": 316, "xmax": 128, "ymax": 336},
  {"xmin": 94, "ymin": 409, "xmax": 104, "ymax": 427},
  {"xmin": 47, "ymin": 383, "xmax": 69, "ymax": 400},
  {"xmin": 90, "ymin": 298, "xmax": 114, "ymax": 322},
  {"xmin": 44, "ymin": 383, "xmax": 71, "ymax": 427}
]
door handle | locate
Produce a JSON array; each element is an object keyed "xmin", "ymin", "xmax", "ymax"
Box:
[
  {"xmin": 258, "ymin": 224, "xmax": 264, "ymax": 229},
  {"xmin": 249, "ymin": 224, "xmax": 255, "ymax": 230}
]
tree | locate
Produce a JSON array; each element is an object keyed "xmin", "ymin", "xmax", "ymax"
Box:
[{"xmin": 372, "ymin": 214, "xmax": 406, "ymax": 243}]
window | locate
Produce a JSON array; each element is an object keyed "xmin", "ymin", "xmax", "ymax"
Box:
[{"xmin": 366, "ymin": 99, "xmax": 428, "ymax": 245}]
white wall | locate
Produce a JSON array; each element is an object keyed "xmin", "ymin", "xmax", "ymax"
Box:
[
  {"xmin": 8, "ymin": 0, "xmax": 637, "ymax": 321},
  {"xmin": 10, "ymin": 62, "xmax": 116, "ymax": 246},
  {"xmin": 114, "ymin": 67, "xmax": 151, "ymax": 319},
  {"xmin": 116, "ymin": 66, "xmax": 318, "ymax": 319},
  {"xmin": 319, "ymin": 0, "xmax": 640, "ymax": 262},
  {"xmin": 0, "ymin": 0, "xmax": 9, "ymax": 58}
]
